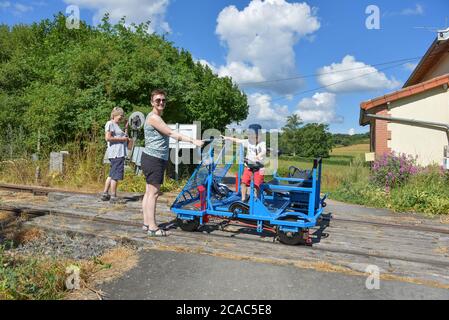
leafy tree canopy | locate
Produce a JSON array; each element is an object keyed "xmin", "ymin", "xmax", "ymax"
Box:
[
  {"xmin": 279, "ymin": 115, "xmax": 334, "ymax": 158},
  {"xmin": 0, "ymin": 13, "xmax": 248, "ymax": 154}
]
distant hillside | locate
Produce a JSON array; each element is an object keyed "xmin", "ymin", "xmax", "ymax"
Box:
[{"xmin": 332, "ymin": 132, "xmax": 369, "ymax": 147}]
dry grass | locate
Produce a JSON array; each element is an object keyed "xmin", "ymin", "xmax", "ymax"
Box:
[
  {"xmin": 66, "ymin": 246, "xmax": 138, "ymax": 300},
  {"xmin": 0, "ymin": 139, "xmax": 107, "ymax": 193},
  {"xmin": 0, "ymin": 211, "xmax": 14, "ymax": 221},
  {"xmin": 13, "ymin": 228, "xmax": 45, "ymax": 244},
  {"xmin": 93, "ymin": 246, "xmax": 138, "ymax": 281},
  {"xmin": 0, "ymin": 192, "xmax": 47, "ymax": 205},
  {"xmin": 433, "ymin": 247, "xmax": 449, "ymax": 255},
  {"xmin": 440, "ymin": 215, "xmax": 449, "ymax": 225},
  {"xmin": 0, "ymin": 160, "xmax": 39, "ymax": 186}
]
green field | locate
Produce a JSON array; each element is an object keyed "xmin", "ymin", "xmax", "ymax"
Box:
[
  {"xmin": 227, "ymin": 144, "xmax": 370, "ymax": 193},
  {"xmin": 276, "ymin": 144, "xmax": 370, "ymax": 193},
  {"xmin": 330, "ymin": 144, "xmax": 370, "ymax": 157}
]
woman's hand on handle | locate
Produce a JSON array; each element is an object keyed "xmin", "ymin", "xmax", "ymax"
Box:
[{"xmin": 193, "ymin": 139, "xmax": 205, "ymax": 148}]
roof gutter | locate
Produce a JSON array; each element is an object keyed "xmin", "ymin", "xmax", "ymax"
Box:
[{"xmin": 365, "ymin": 114, "xmax": 449, "ymax": 133}]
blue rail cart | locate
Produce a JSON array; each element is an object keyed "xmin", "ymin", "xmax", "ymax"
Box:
[{"xmin": 171, "ymin": 139, "xmax": 327, "ymax": 245}]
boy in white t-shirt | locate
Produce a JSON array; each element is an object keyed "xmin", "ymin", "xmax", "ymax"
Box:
[
  {"xmin": 222, "ymin": 124, "xmax": 266, "ymax": 202},
  {"xmin": 101, "ymin": 107, "xmax": 131, "ymax": 203}
]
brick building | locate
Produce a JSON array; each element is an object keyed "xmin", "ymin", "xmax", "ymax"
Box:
[{"xmin": 360, "ymin": 29, "xmax": 449, "ymax": 167}]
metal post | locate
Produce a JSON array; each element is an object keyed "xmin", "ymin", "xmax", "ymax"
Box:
[
  {"xmin": 35, "ymin": 129, "xmax": 41, "ymax": 184},
  {"xmin": 193, "ymin": 121, "xmax": 201, "ymax": 165},
  {"xmin": 7, "ymin": 124, "xmax": 12, "ymax": 159},
  {"xmin": 37, "ymin": 129, "xmax": 41, "ymax": 155},
  {"xmin": 175, "ymin": 123, "xmax": 179, "ymax": 181}
]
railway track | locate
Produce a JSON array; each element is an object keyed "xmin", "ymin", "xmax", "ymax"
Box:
[
  {"xmin": 1, "ymin": 199, "xmax": 448, "ymax": 269},
  {"xmin": 322, "ymin": 216, "xmax": 449, "ymax": 235},
  {"xmin": 1, "ymin": 182, "xmax": 448, "ymax": 235}
]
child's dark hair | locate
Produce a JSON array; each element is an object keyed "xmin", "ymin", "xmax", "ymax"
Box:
[{"xmin": 248, "ymin": 124, "xmax": 263, "ymax": 144}]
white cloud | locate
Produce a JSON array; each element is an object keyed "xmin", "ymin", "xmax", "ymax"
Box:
[
  {"xmin": 384, "ymin": 4, "xmax": 425, "ymax": 17},
  {"xmin": 65, "ymin": 0, "xmax": 171, "ymax": 33},
  {"xmin": 215, "ymin": 0, "xmax": 320, "ymax": 94},
  {"xmin": 196, "ymin": 59, "xmax": 218, "ymax": 73},
  {"xmin": 295, "ymin": 92, "xmax": 343, "ymax": 124},
  {"xmin": 218, "ymin": 61, "xmax": 264, "ymax": 83},
  {"xmin": 348, "ymin": 128, "xmax": 355, "ymax": 136},
  {"xmin": 404, "ymin": 62, "xmax": 418, "ymax": 72},
  {"xmin": 0, "ymin": 2, "xmax": 34, "ymax": 14},
  {"xmin": 31, "ymin": 1, "xmax": 48, "ymax": 6},
  {"xmin": 317, "ymin": 55, "xmax": 401, "ymax": 93},
  {"xmin": 230, "ymin": 93, "xmax": 290, "ymax": 129},
  {"xmin": 0, "ymin": 1, "xmax": 10, "ymax": 9},
  {"xmin": 401, "ymin": 4, "xmax": 424, "ymax": 16},
  {"xmin": 14, "ymin": 3, "xmax": 33, "ymax": 13}
]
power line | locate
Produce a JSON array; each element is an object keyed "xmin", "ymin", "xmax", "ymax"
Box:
[
  {"xmin": 248, "ymin": 60, "xmax": 413, "ymax": 108},
  {"xmin": 238, "ymin": 56, "xmax": 422, "ymax": 85}
]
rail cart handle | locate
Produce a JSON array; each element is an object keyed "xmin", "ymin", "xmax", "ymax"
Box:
[
  {"xmin": 273, "ymin": 171, "xmax": 308, "ymax": 183},
  {"xmin": 201, "ymin": 137, "xmax": 224, "ymax": 149}
]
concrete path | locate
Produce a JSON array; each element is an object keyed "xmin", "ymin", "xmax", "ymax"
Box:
[{"xmin": 101, "ymin": 249, "xmax": 449, "ymax": 300}]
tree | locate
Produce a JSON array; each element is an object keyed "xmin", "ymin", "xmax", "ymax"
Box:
[
  {"xmin": 279, "ymin": 115, "xmax": 334, "ymax": 158},
  {"xmin": 0, "ymin": 13, "xmax": 248, "ymax": 157},
  {"xmin": 280, "ymin": 114, "xmax": 303, "ymax": 156},
  {"xmin": 298, "ymin": 123, "xmax": 334, "ymax": 158}
]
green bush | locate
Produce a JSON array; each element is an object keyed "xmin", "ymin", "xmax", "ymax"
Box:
[
  {"xmin": 0, "ymin": 13, "xmax": 248, "ymax": 156},
  {"xmin": 332, "ymin": 165, "xmax": 449, "ymax": 215},
  {"xmin": 388, "ymin": 168, "xmax": 449, "ymax": 215},
  {"xmin": 331, "ymin": 179, "xmax": 388, "ymax": 208}
]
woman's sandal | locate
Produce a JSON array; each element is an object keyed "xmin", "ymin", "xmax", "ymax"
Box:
[{"xmin": 147, "ymin": 228, "xmax": 168, "ymax": 237}]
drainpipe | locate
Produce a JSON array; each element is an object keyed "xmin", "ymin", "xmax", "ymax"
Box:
[
  {"xmin": 366, "ymin": 114, "xmax": 449, "ymax": 169},
  {"xmin": 365, "ymin": 114, "xmax": 449, "ymax": 132}
]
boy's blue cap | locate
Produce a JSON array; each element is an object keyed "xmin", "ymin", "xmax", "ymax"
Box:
[{"xmin": 248, "ymin": 124, "xmax": 262, "ymax": 132}]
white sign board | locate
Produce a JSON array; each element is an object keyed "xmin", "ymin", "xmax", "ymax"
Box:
[
  {"xmin": 168, "ymin": 124, "xmax": 198, "ymax": 149},
  {"xmin": 365, "ymin": 152, "xmax": 375, "ymax": 162}
]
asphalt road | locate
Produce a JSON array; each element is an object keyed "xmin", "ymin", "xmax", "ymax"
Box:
[{"xmin": 100, "ymin": 249, "xmax": 449, "ymax": 300}]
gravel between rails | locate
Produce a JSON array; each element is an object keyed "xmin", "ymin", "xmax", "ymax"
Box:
[{"xmin": 4, "ymin": 230, "xmax": 120, "ymax": 260}]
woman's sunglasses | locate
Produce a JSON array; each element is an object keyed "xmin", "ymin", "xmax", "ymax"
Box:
[{"xmin": 154, "ymin": 98, "xmax": 166, "ymax": 104}]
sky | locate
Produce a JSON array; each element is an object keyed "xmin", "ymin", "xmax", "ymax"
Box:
[{"xmin": 1, "ymin": 0, "xmax": 449, "ymax": 134}]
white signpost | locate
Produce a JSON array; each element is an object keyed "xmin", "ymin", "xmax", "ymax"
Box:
[{"xmin": 168, "ymin": 123, "xmax": 198, "ymax": 180}]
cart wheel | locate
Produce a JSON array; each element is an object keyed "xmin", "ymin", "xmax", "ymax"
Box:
[
  {"xmin": 229, "ymin": 202, "xmax": 249, "ymax": 215},
  {"xmin": 177, "ymin": 217, "xmax": 200, "ymax": 232},
  {"xmin": 278, "ymin": 217, "xmax": 306, "ymax": 246}
]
